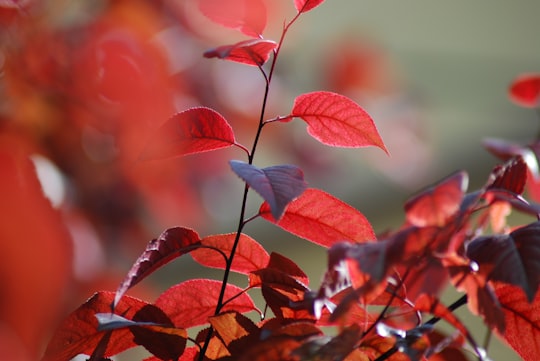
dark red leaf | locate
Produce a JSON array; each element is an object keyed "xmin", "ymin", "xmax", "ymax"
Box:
[
  {"xmin": 131, "ymin": 305, "xmax": 187, "ymax": 361},
  {"xmin": 197, "ymin": 0, "xmax": 266, "ymax": 37},
  {"xmin": 294, "ymin": 0, "xmax": 326, "ymax": 13},
  {"xmin": 404, "ymin": 171, "xmax": 468, "ymax": 227},
  {"xmin": 508, "ymin": 73, "xmax": 540, "ymax": 108},
  {"xmin": 414, "ymin": 295, "xmax": 470, "ymax": 338},
  {"xmin": 42, "ymin": 292, "xmax": 149, "ymax": 361},
  {"xmin": 114, "ymin": 227, "xmax": 202, "ymax": 308},
  {"xmin": 237, "ymin": 337, "xmax": 301, "ymax": 361},
  {"xmin": 267, "ymin": 252, "xmax": 309, "ymax": 285},
  {"xmin": 260, "ymin": 188, "xmax": 376, "ymax": 247},
  {"xmin": 230, "ymin": 161, "xmax": 307, "ymax": 220},
  {"xmin": 467, "ymin": 221, "xmax": 540, "ymax": 302},
  {"xmin": 487, "ymin": 156, "xmax": 527, "ymax": 195},
  {"xmin": 140, "ymin": 107, "xmax": 237, "ymax": 161},
  {"xmin": 292, "ymin": 325, "xmax": 363, "ymax": 360},
  {"xmin": 495, "ymin": 284, "xmax": 540, "ymax": 361},
  {"xmin": 191, "ymin": 233, "xmax": 270, "ymax": 274},
  {"xmin": 204, "ymin": 39, "xmax": 277, "ymax": 66},
  {"xmin": 482, "ymin": 138, "xmax": 539, "ymax": 177},
  {"xmin": 290, "ymin": 91, "xmax": 387, "ymax": 152},
  {"xmin": 155, "ymin": 279, "xmax": 259, "ymax": 328}
]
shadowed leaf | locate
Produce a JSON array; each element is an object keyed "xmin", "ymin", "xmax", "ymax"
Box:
[
  {"xmin": 42, "ymin": 292, "xmax": 149, "ymax": 361},
  {"xmin": 140, "ymin": 107, "xmax": 237, "ymax": 160},
  {"xmin": 155, "ymin": 279, "xmax": 259, "ymax": 328},
  {"xmin": 467, "ymin": 221, "xmax": 540, "ymax": 302},
  {"xmin": 114, "ymin": 227, "xmax": 201, "ymax": 308},
  {"xmin": 290, "ymin": 91, "xmax": 387, "ymax": 152},
  {"xmin": 191, "ymin": 233, "xmax": 270, "ymax": 274},
  {"xmin": 405, "ymin": 171, "xmax": 468, "ymax": 227},
  {"xmin": 197, "ymin": 0, "xmax": 266, "ymax": 37},
  {"xmin": 260, "ymin": 188, "xmax": 375, "ymax": 247},
  {"xmin": 487, "ymin": 156, "xmax": 527, "ymax": 195},
  {"xmin": 204, "ymin": 39, "xmax": 277, "ymax": 66},
  {"xmin": 230, "ymin": 161, "xmax": 307, "ymax": 220}
]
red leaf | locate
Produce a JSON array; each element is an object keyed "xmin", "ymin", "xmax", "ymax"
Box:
[
  {"xmin": 467, "ymin": 221, "xmax": 540, "ymax": 302},
  {"xmin": 294, "ymin": 0, "xmax": 326, "ymax": 13},
  {"xmin": 290, "ymin": 91, "xmax": 387, "ymax": 152},
  {"xmin": 155, "ymin": 279, "xmax": 259, "ymax": 328},
  {"xmin": 508, "ymin": 73, "xmax": 540, "ymax": 108},
  {"xmin": 414, "ymin": 295, "xmax": 470, "ymax": 338},
  {"xmin": 210, "ymin": 312, "xmax": 259, "ymax": 346},
  {"xmin": 140, "ymin": 107, "xmax": 237, "ymax": 161},
  {"xmin": 495, "ymin": 284, "xmax": 540, "ymax": 361},
  {"xmin": 191, "ymin": 233, "xmax": 270, "ymax": 274},
  {"xmin": 204, "ymin": 39, "xmax": 277, "ymax": 66},
  {"xmin": 42, "ymin": 292, "xmax": 149, "ymax": 361},
  {"xmin": 197, "ymin": 0, "xmax": 266, "ymax": 37},
  {"xmin": 487, "ymin": 156, "xmax": 527, "ymax": 195},
  {"xmin": 231, "ymin": 161, "xmax": 307, "ymax": 220},
  {"xmin": 114, "ymin": 227, "xmax": 202, "ymax": 308},
  {"xmin": 260, "ymin": 188, "xmax": 376, "ymax": 247},
  {"xmin": 267, "ymin": 252, "xmax": 309, "ymax": 285},
  {"xmin": 404, "ymin": 171, "xmax": 468, "ymax": 227}
]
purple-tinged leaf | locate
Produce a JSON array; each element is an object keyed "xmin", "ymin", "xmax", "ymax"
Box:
[
  {"xmin": 467, "ymin": 221, "xmax": 540, "ymax": 302},
  {"xmin": 114, "ymin": 227, "xmax": 201, "ymax": 308},
  {"xmin": 140, "ymin": 107, "xmax": 238, "ymax": 161},
  {"xmin": 486, "ymin": 156, "xmax": 527, "ymax": 195},
  {"xmin": 230, "ymin": 161, "xmax": 307, "ymax": 220},
  {"xmin": 204, "ymin": 39, "xmax": 277, "ymax": 67}
]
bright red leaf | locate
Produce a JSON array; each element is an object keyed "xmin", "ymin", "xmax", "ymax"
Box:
[
  {"xmin": 191, "ymin": 233, "xmax": 270, "ymax": 274},
  {"xmin": 204, "ymin": 39, "xmax": 277, "ymax": 66},
  {"xmin": 154, "ymin": 279, "xmax": 259, "ymax": 328},
  {"xmin": 197, "ymin": 0, "xmax": 266, "ymax": 37},
  {"xmin": 467, "ymin": 221, "xmax": 540, "ymax": 302},
  {"xmin": 508, "ymin": 73, "xmax": 540, "ymax": 108},
  {"xmin": 414, "ymin": 295, "xmax": 470, "ymax": 339},
  {"xmin": 42, "ymin": 292, "xmax": 149, "ymax": 361},
  {"xmin": 230, "ymin": 161, "xmax": 307, "ymax": 220},
  {"xmin": 404, "ymin": 171, "xmax": 468, "ymax": 227},
  {"xmin": 290, "ymin": 91, "xmax": 387, "ymax": 152},
  {"xmin": 114, "ymin": 227, "xmax": 202, "ymax": 308},
  {"xmin": 140, "ymin": 107, "xmax": 238, "ymax": 161},
  {"xmin": 495, "ymin": 284, "xmax": 540, "ymax": 361},
  {"xmin": 260, "ymin": 188, "xmax": 375, "ymax": 247},
  {"xmin": 294, "ymin": 0, "xmax": 326, "ymax": 13}
]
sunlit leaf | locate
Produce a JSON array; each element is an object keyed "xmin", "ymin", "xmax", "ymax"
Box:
[
  {"xmin": 290, "ymin": 91, "xmax": 387, "ymax": 152},
  {"xmin": 114, "ymin": 227, "xmax": 201, "ymax": 308},
  {"xmin": 191, "ymin": 233, "xmax": 270, "ymax": 274},
  {"xmin": 209, "ymin": 312, "xmax": 259, "ymax": 349},
  {"xmin": 404, "ymin": 171, "xmax": 468, "ymax": 227},
  {"xmin": 140, "ymin": 107, "xmax": 237, "ymax": 161},
  {"xmin": 467, "ymin": 221, "xmax": 540, "ymax": 302},
  {"xmin": 230, "ymin": 161, "xmax": 307, "ymax": 220},
  {"xmin": 495, "ymin": 284, "xmax": 540, "ymax": 361},
  {"xmin": 197, "ymin": 0, "xmax": 266, "ymax": 37},
  {"xmin": 155, "ymin": 279, "xmax": 259, "ymax": 328},
  {"xmin": 508, "ymin": 73, "xmax": 540, "ymax": 108},
  {"xmin": 204, "ymin": 39, "xmax": 277, "ymax": 66},
  {"xmin": 42, "ymin": 292, "xmax": 149, "ymax": 361},
  {"xmin": 294, "ymin": 0, "xmax": 326, "ymax": 13},
  {"xmin": 260, "ymin": 188, "xmax": 375, "ymax": 247}
]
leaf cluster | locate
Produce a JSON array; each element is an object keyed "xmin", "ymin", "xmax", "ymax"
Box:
[{"xmin": 41, "ymin": 1, "xmax": 540, "ymax": 361}]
